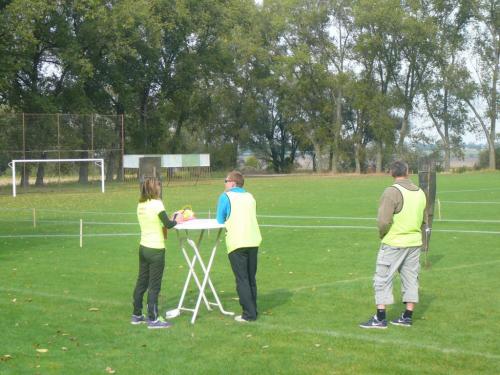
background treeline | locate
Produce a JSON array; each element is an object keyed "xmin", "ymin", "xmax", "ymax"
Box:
[{"xmin": 0, "ymin": 0, "xmax": 498, "ymax": 174}]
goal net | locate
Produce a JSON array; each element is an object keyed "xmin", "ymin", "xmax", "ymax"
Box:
[{"xmin": 8, "ymin": 158, "xmax": 105, "ymax": 197}]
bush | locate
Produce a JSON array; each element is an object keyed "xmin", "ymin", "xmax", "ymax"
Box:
[
  {"xmin": 478, "ymin": 146, "xmax": 500, "ymax": 169},
  {"xmin": 244, "ymin": 156, "xmax": 259, "ymax": 169}
]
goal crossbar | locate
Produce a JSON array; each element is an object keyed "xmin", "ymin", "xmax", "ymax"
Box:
[{"xmin": 8, "ymin": 158, "xmax": 105, "ymax": 197}]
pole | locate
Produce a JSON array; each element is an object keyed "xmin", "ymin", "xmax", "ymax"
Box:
[
  {"xmin": 12, "ymin": 161, "xmax": 16, "ymax": 197},
  {"xmin": 80, "ymin": 219, "xmax": 83, "ymax": 248},
  {"xmin": 22, "ymin": 113, "xmax": 26, "ymax": 185},
  {"xmin": 100, "ymin": 159, "xmax": 105, "ymax": 193},
  {"xmin": 121, "ymin": 114, "xmax": 125, "ymax": 181},
  {"xmin": 437, "ymin": 198, "xmax": 441, "ymax": 220}
]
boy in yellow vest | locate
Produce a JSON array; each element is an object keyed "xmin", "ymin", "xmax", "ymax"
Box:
[
  {"xmin": 216, "ymin": 171, "xmax": 262, "ymax": 322},
  {"xmin": 360, "ymin": 161, "xmax": 427, "ymax": 329}
]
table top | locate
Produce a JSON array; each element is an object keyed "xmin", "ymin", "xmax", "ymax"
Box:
[{"xmin": 174, "ymin": 219, "xmax": 225, "ymax": 230}]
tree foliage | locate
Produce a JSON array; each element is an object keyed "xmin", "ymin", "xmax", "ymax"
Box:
[{"xmin": 0, "ymin": 0, "xmax": 497, "ymax": 173}]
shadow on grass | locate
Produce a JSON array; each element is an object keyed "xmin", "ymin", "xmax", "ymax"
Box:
[
  {"xmin": 413, "ymin": 290, "xmax": 435, "ymax": 319},
  {"xmin": 421, "ymin": 253, "xmax": 445, "ymax": 269},
  {"xmin": 259, "ymin": 288, "xmax": 293, "ymax": 313}
]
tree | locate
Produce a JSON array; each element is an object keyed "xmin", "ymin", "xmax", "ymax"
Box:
[
  {"xmin": 466, "ymin": 0, "xmax": 499, "ymax": 169},
  {"xmin": 419, "ymin": 0, "xmax": 473, "ymax": 171}
]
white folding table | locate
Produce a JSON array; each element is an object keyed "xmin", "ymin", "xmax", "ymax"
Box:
[{"xmin": 166, "ymin": 219, "xmax": 234, "ymax": 324}]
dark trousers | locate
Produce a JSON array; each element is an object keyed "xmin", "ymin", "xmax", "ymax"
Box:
[
  {"xmin": 132, "ymin": 245, "xmax": 165, "ymax": 320},
  {"xmin": 228, "ymin": 247, "xmax": 258, "ymax": 320}
]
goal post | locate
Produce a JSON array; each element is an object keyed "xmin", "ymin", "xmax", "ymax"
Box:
[{"xmin": 8, "ymin": 158, "xmax": 105, "ymax": 197}]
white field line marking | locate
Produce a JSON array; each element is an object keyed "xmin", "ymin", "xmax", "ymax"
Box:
[
  {"xmin": 439, "ymin": 188, "xmax": 500, "ymax": 194},
  {"xmin": 0, "ymin": 233, "xmax": 139, "ymax": 239},
  {"xmin": 2, "ymin": 225, "xmax": 500, "ymax": 239},
  {"xmin": 440, "ymin": 201, "xmax": 500, "ymax": 204},
  {"xmin": 260, "ymin": 224, "xmax": 376, "ymax": 230},
  {"xmin": 261, "ymin": 224, "xmax": 500, "ymax": 235},
  {"xmin": 2, "ymin": 213, "xmax": 500, "ymax": 224},
  {"xmin": 290, "ymin": 259, "xmax": 500, "ymax": 292},
  {"xmin": 259, "ymin": 214, "xmax": 375, "ymax": 220},
  {"xmin": 2, "ymin": 276, "xmax": 499, "ymax": 362},
  {"xmin": 0, "ymin": 287, "xmax": 127, "ymax": 306},
  {"xmin": 0, "ymin": 207, "xmax": 135, "ymax": 215},
  {"xmin": 258, "ymin": 323, "xmax": 500, "ymax": 361}
]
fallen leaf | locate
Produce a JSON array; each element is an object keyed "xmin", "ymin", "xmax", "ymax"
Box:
[
  {"xmin": 262, "ymin": 345, "xmax": 269, "ymax": 349},
  {"xmin": 61, "ymin": 347, "xmax": 68, "ymax": 351},
  {"xmin": 1, "ymin": 354, "xmax": 13, "ymax": 362},
  {"xmin": 36, "ymin": 349, "xmax": 48, "ymax": 353},
  {"xmin": 11, "ymin": 298, "xmax": 16, "ymax": 303},
  {"xmin": 314, "ymin": 344, "xmax": 321, "ymax": 347},
  {"xmin": 88, "ymin": 307, "xmax": 100, "ymax": 312},
  {"xmin": 105, "ymin": 367, "xmax": 116, "ymax": 374}
]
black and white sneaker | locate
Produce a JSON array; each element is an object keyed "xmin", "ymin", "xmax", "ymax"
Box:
[
  {"xmin": 359, "ymin": 315, "xmax": 388, "ymax": 329},
  {"xmin": 390, "ymin": 314, "xmax": 412, "ymax": 327}
]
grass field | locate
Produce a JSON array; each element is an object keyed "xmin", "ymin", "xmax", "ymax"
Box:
[{"xmin": 1, "ymin": 171, "xmax": 499, "ymax": 374}]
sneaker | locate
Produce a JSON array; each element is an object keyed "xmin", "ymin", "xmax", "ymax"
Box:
[
  {"xmin": 147, "ymin": 318, "xmax": 172, "ymax": 329},
  {"xmin": 359, "ymin": 315, "xmax": 388, "ymax": 329},
  {"xmin": 234, "ymin": 315, "xmax": 249, "ymax": 323},
  {"xmin": 130, "ymin": 314, "xmax": 146, "ymax": 325},
  {"xmin": 390, "ymin": 314, "xmax": 412, "ymax": 327}
]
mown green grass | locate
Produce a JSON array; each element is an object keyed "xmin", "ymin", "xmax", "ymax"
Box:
[{"xmin": 1, "ymin": 171, "xmax": 499, "ymax": 374}]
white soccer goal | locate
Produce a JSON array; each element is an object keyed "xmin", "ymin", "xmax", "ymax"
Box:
[{"xmin": 8, "ymin": 158, "xmax": 105, "ymax": 197}]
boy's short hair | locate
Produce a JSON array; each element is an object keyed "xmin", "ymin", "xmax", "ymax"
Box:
[
  {"xmin": 227, "ymin": 170, "xmax": 244, "ymax": 187},
  {"xmin": 390, "ymin": 161, "xmax": 408, "ymax": 178}
]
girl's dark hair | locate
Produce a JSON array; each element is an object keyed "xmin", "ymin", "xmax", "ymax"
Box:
[{"xmin": 139, "ymin": 177, "xmax": 161, "ymax": 202}]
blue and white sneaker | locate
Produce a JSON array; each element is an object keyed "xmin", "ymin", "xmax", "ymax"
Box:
[
  {"xmin": 130, "ymin": 314, "xmax": 146, "ymax": 325},
  {"xmin": 359, "ymin": 315, "xmax": 387, "ymax": 329},
  {"xmin": 147, "ymin": 318, "xmax": 172, "ymax": 329},
  {"xmin": 390, "ymin": 314, "xmax": 412, "ymax": 327}
]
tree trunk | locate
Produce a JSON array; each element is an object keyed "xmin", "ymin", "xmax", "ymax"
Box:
[
  {"xmin": 313, "ymin": 142, "xmax": 323, "ymax": 173},
  {"xmin": 117, "ymin": 154, "xmax": 124, "ymax": 182},
  {"xmin": 444, "ymin": 145, "xmax": 451, "ymax": 172},
  {"xmin": 376, "ymin": 141, "xmax": 383, "ymax": 173},
  {"xmin": 397, "ymin": 111, "xmax": 410, "ymax": 155},
  {"xmin": 489, "ymin": 145, "xmax": 496, "ymax": 170},
  {"xmin": 79, "ymin": 151, "xmax": 89, "ymax": 184},
  {"xmin": 354, "ymin": 143, "xmax": 361, "ymax": 174},
  {"xmin": 21, "ymin": 165, "xmax": 30, "ymax": 188},
  {"xmin": 490, "ymin": 54, "xmax": 498, "ymax": 169},
  {"xmin": 106, "ymin": 152, "xmax": 115, "ymax": 182},
  {"xmin": 35, "ymin": 152, "xmax": 47, "ymax": 186},
  {"xmin": 332, "ymin": 88, "xmax": 343, "ymax": 174}
]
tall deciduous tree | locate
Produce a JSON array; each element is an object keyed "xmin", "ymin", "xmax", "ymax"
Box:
[
  {"xmin": 466, "ymin": 0, "xmax": 499, "ymax": 169},
  {"xmin": 420, "ymin": 0, "xmax": 473, "ymax": 171}
]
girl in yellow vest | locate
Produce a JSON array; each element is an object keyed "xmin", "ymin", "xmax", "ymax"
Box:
[
  {"xmin": 131, "ymin": 177, "xmax": 178, "ymax": 329},
  {"xmin": 216, "ymin": 171, "xmax": 262, "ymax": 322}
]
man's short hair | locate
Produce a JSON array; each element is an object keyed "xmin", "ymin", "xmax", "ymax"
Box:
[
  {"xmin": 390, "ymin": 161, "xmax": 408, "ymax": 178},
  {"xmin": 227, "ymin": 170, "xmax": 244, "ymax": 187}
]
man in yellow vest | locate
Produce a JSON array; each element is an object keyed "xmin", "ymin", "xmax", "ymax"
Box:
[
  {"xmin": 216, "ymin": 171, "xmax": 262, "ymax": 322},
  {"xmin": 360, "ymin": 161, "xmax": 427, "ymax": 329}
]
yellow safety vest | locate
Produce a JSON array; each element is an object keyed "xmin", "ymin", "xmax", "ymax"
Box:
[
  {"xmin": 137, "ymin": 199, "xmax": 165, "ymax": 249},
  {"xmin": 225, "ymin": 191, "xmax": 262, "ymax": 253},
  {"xmin": 382, "ymin": 184, "xmax": 427, "ymax": 247}
]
